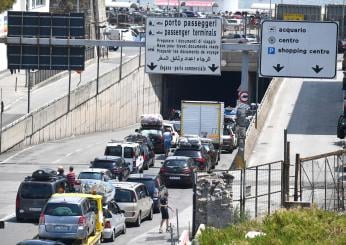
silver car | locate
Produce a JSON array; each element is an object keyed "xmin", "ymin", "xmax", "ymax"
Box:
[
  {"xmin": 38, "ymin": 195, "xmax": 96, "ymax": 240},
  {"xmin": 102, "ymin": 200, "xmax": 126, "ymax": 242}
]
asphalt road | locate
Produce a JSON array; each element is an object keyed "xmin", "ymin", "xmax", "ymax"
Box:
[{"xmin": 0, "ymin": 124, "xmax": 236, "ymax": 244}]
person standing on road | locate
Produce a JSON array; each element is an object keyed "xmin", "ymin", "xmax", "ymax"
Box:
[
  {"xmin": 66, "ymin": 166, "xmax": 76, "ymax": 192},
  {"xmin": 163, "ymin": 128, "xmax": 172, "ymax": 157},
  {"xmin": 159, "ymin": 192, "xmax": 174, "ymax": 233},
  {"xmin": 57, "ymin": 166, "xmax": 65, "ymax": 178}
]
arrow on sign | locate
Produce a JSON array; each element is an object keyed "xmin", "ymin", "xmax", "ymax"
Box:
[
  {"xmin": 273, "ymin": 64, "xmax": 284, "ymax": 72},
  {"xmin": 147, "ymin": 62, "xmax": 157, "ymax": 71},
  {"xmin": 208, "ymin": 64, "xmax": 219, "ymax": 72},
  {"xmin": 312, "ymin": 65, "xmax": 323, "ymax": 73}
]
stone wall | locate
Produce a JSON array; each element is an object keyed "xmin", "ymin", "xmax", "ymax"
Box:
[{"xmin": 195, "ymin": 171, "xmax": 234, "ymax": 230}]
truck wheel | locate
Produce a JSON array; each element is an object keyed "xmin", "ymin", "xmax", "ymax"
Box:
[{"xmin": 135, "ymin": 212, "xmax": 141, "ymax": 227}]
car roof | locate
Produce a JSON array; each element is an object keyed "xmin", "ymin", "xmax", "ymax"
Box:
[
  {"xmin": 111, "ymin": 181, "xmax": 143, "ymax": 189},
  {"xmin": 94, "ymin": 155, "xmax": 122, "ymax": 161},
  {"xmin": 165, "ymin": 156, "xmax": 191, "ymax": 161},
  {"xmin": 127, "ymin": 173, "xmax": 158, "ymax": 180},
  {"xmin": 48, "ymin": 195, "xmax": 85, "ymax": 204},
  {"xmin": 79, "ymin": 168, "xmax": 110, "ymax": 173},
  {"xmin": 52, "ymin": 193, "xmax": 103, "ymax": 201},
  {"xmin": 106, "ymin": 142, "xmax": 139, "ymax": 147}
]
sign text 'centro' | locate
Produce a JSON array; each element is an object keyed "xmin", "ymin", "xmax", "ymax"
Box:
[{"xmin": 145, "ymin": 17, "xmax": 222, "ymax": 76}]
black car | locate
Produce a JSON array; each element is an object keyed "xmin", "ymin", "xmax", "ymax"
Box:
[
  {"xmin": 159, "ymin": 156, "xmax": 196, "ymax": 187},
  {"xmin": 124, "ymin": 133, "xmax": 155, "ymax": 170},
  {"xmin": 16, "ymin": 169, "xmax": 67, "ymax": 222},
  {"xmin": 200, "ymin": 138, "xmax": 218, "ymax": 168},
  {"xmin": 91, "ymin": 156, "xmax": 130, "ymax": 181},
  {"xmin": 173, "ymin": 138, "xmax": 211, "ymax": 171},
  {"xmin": 126, "ymin": 174, "xmax": 163, "ymax": 213},
  {"xmin": 17, "ymin": 239, "xmax": 66, "ymax": 245},
  {"xmin": 137, "ymin": 128, "xmax": 164, "ymax": 154}
]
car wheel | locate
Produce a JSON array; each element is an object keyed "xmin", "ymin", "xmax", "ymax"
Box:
[
  {"xmin": 16, "ymin": 216, "xmax": 24, "ymax": 222},
  {"xmin": 147, "ymin": 206, "xmax": 153, "ymax": 220},
  {"xmin": 135, "ymin": 212, "xmax": 141, "ymax": 227},
  {"xmin": 122, "ymin": 224, "xmax": 126, "ymax": 234},
  {"xmin": 109, "ymin": 229, "xmax": 115, "ymax": 242}
]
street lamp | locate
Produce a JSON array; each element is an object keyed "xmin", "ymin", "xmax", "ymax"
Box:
[
  {"xmin": 96, "ymin": 25, "xmax": 106, "ymax": 95},
  {"xmin": 119, "ymin": 29, "xmax": 129, "ymax": 79}
]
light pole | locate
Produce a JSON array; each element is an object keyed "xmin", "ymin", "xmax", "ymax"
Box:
[
  {"xmin": 96, "ymin": 25, "xmax": 106, "ymax": 95},
  {"xmin": 119, "ymin": 30, "xmax": 129, "ymax": 80}
]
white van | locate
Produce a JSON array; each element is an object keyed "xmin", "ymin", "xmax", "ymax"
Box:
[{"xmin": 105, "ymin": 142, "xmax": 144, "ymax": 173}]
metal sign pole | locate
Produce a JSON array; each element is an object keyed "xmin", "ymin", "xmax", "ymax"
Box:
[
  {"xmin": 27, "ymin": 70, "xmax": 30, "ymax": 113},
  {"xmin": 0, "ymin": 88, "xmax": 3, "ymax": 154}
]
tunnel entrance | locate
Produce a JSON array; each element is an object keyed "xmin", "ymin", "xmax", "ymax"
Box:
[{"xmin": 161, "ymin": 71, "xmax": 271, "ymax": 118}]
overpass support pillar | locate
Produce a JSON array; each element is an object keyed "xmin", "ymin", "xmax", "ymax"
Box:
[{"xmin": 239, "ymin": 51, "xmax": 249, "ymax": 95}]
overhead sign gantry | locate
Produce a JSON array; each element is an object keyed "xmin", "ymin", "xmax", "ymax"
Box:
[
  {"xmin": 145, "ymin": 17, "xmax": 222, "ymax": 76},
  {"xmin": 260, "ymin": 20, "xmax": 338, "ymax": 79}
]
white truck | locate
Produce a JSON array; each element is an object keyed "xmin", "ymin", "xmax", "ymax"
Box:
[{"xmin": 180, "ymin": 100, "xmax": 224, "ymax": 148}]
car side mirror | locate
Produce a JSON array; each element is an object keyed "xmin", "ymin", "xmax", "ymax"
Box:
[
  {"xmin": 121, "ymin": 210, "xmax": 125, "ymax": 214},
  {"xmin": 161, "ymin": 161, "xmax": 164, "ymax": 165},
  {"xmin": 135, "ymin": 129, "xmax": 139, "ymax": 133},
  {"xmin": 172, "ymin": 132, "xmax": 175, "ymax": 136},
  {"xmin": 170, "ymin": 149, "xmax": 175, "ymax": 153}
]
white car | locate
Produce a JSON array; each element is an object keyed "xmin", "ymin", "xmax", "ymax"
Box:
[
  {"xmin": 75, "ymin": 168, "xmax": 115, "ymax": 204},
  {"xmin": 163, "ymin": 122, "xmax": 180, "ymax": 147},
  {"xmin": 112, "ymin": 182, "xmax": 153, "ymax": 226},
  {"xmin": 105, "ymin": 142, "xmax": 144, "ymax": 173},
  {"xmin": 103, "ymin": 200, "xmax": 126, "ymax": 242}
]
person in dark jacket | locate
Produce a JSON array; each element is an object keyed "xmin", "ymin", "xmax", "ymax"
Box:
[{"xmin": 159, "ymin": 192, "xmax": 174, "ymax": 233}]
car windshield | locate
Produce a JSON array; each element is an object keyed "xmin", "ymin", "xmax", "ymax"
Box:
[
  {"xmin": 44, "ymin": 203, "xmax": 82, "ymax": 216},
  {"xmin": 164, "ymin": 160, "xmax": 188, "ymax": 168},
  {"xmin": 127, "ymin": 179, "xmax": 156, "ymax": 195},
  {"xmin": 174, "ymin": 149, "xmax": 201, "ymax": 158},
  {"xmin": 124, "ymin": 147, "xmax": 133, "ymax": 158},
  {"xmin": 105, "ymin": 145, "xmax": 122, "ymax": 156},
  {"xmin": 115, "ymin": 189, "xmax": 135, "ymax": 203},
  {"xmin": 92, "ymin": 160, "xmax": 117, "ymax": 168},
  {"xmin": 172, "ymin": 122, "xmax": 180, "ymax": 131},
  {"xmin": 20, "ymin": 183, "xmax": 52, "ymax": 199},
  {"xmin": 140, "ymin": 129, "xmax": 162, "ymax": 137},
  {"xmin": 78, "ymin": 172, "xmax": 102, "ymax": 180}
]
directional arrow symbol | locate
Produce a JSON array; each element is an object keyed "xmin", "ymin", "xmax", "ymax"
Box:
[
  {"xmin": 312, "ymin": 65, "xmax": 323, "ymax": 73},
  {"xmin": 208, "ymin": 64, "xmax": 219, "ymax": 72},
  {"xmin": 273, "ymin": 64, "xmax": 284, "ymax": 72},
  {"xmin": 147, "ymin": 62, "xmax": 157, "ymax": 71}
]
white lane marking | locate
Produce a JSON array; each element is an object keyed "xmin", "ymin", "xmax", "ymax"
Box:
[
  {"xmin": 1, "ymin": 146, "xmax": 34, "ymax": 163},
  {"xmin": 1, "ymin": 213, "xmax": 15, "ymax": 221},
  {"xmin": 52, "ymin": 159, "xmax": 62, "ymax": 164},
  {"xmin": 75, "ymin": 148, "xmax": 82, "ymax": 153},
  {"xmin": 65, "ymin": 152, "xmax": 73, "ymax": 157}
]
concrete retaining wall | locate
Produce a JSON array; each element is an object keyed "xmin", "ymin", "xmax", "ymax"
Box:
[
  {"xmin": 244, "ymin": 77, "xmax": 284, "ymax": 162},
  {"xmin": 1, "ymin": 55, "xmax": 162, "ymax": 153}
]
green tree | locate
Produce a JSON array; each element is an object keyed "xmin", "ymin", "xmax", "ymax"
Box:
[{"xmin": 0, "ymin": 0, "xmax": 16, "ymax": 13}]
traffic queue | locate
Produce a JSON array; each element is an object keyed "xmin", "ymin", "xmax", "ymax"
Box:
[{"xmin": 14, "ymin": 100, "xmax": 248, "ymax": 244}]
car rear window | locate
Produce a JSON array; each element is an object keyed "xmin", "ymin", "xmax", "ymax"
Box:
[
  {"xmin": 115, "ymin": 189, "xmax": 135, "ymax": 202},
  {"xmin": 127, "ymin": 179, "xmax": 156, "ymax": 195},
  {"xmin": 44, "ymin": 203, "xmax": 82, "ymax": 216},
  {"xmin": 78, "ymin": 172, "xmax": 102, "ymax": 180},
  {"xmin": 92, "ymin": 160, "xmax": 116, "ymax": 169},
  {"xmin": 164, "ymin": 160, "xmax": 188, "ymax": 168},
  {"xmin": 105, "ymin": 145, "xmax": 122, "ymax": 156},
  {"xmin": 174, "ymin": 149, "xmax": 201, "ymax": 158},
  {"xmin": 124, "ymin": 147, "xmax": 133, "ymax": 158},
  {"xmin": 141, "ymin": 129, "xmax": 162, "ymax": 137},
  {"xmin": 20, "ymin": 183, "xmax": 52, "ymax": 199}
]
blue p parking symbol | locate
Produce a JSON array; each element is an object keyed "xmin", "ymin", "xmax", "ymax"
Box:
[{"xmin": 268, "ymin": 47, "xmax": 275, "ymax": 54}]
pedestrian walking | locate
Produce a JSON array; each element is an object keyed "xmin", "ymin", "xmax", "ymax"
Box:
[
  {"xmin": 159, "ymin": 192, "xmax": 174, "ymax": 233},
  {"xmin": 66, "ymin": 166, "xmax": 76, "ymax": 192},
  {"xmin": 163, "ymin": 128, "xmax": 172, "ymax": 157}
]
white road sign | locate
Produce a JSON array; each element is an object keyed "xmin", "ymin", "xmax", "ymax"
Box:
[
  {"xmin": 145, "ymin": 17, "xmax": 222, "ymax": 75},
  {"xmin": 260, "ymin": 20, "xmax": 338, "ymax": 79}
]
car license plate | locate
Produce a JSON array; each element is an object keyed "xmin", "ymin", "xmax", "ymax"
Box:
[
  {"xmin": 169, "ymin": 176, "xmax": 180, "ymax": 180},
  {"xmin": 29, "ymin": 207, "xmax": 41, "ymax": 212},
  {"xmin": 55, "ymin": 225, "xmax": 69, "ymax": 232}
]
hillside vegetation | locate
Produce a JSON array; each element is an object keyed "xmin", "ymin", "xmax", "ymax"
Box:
[{"xmin": 198, "ymin": 207, "xmax": 346, "ymax": 245}]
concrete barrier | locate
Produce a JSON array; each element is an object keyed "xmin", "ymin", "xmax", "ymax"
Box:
[
  {"xmin": 244, "ymin": 77, "xmax": 284, "ymax": 162},
  {"xmin": 1, "ymin": 55, "xmax": 163, "ymax": 153}
]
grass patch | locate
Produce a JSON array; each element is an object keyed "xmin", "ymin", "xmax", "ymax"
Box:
[{"xmin": 197, "ymin": 207, "xmax": 346, "ymax": 245}]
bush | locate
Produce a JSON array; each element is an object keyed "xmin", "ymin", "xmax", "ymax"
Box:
[{"xmin": 197, "ymin": 207, "xmax": 346, "ymax": 245}]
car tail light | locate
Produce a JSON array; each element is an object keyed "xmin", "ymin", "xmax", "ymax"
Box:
[
  {"xmin": 78, "ymin": 216, "xmax": 86, "ymax": 226},
  {"xmin": 105, "ymin": 220, "xmax": 111, "ymax": 229},
  {"xmin": 16, "ymin": 193, "xmax": 20, "ymax": 209},
  {"xmin": 159, "ymin": 167, "xmax": 167, "ymax": 174},
  {"xmin": 196, "ymin": 157, "xmax": 206, "ymax": 164},
  {"xmin": 39, "ymin": 213, "xmax": 45, "ymax": 225}
]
